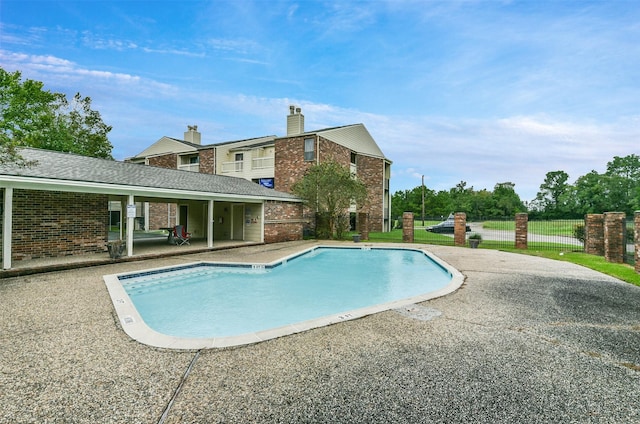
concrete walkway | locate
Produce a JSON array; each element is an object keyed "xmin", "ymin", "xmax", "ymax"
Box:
[{"xmin": 1, "ymin": 241, "xmax": 639, "ymax": 423}]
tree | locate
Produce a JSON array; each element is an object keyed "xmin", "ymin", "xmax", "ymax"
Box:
[
  {"xmin": 604, "ymin": 154, "xmax": 640, "ymax": 214},
  {"xmin": 449, "ymin": 181, "xmax": 474, "ymax": 214},
  {"xmin": 573, "ymin": 170, "xmax": 608, "ymax": 214},
  {"xmin": 534, "ymin": 171, "xmax": 572, "ymax": 218},
  {"xmin": 0, "ymin": 68, "xmax": 113, "ymax": 164},
  {"xmin": 489, "ymin": 182, "xmax": 525, "ymax": 217},
  {"xmin": 292, "ymin": 161, "xmax": 368, "ymax": 239}
]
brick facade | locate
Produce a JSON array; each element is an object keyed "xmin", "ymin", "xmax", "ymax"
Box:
[
  {"xmin": 515, "ymin": 213, "xmax": 528, "ymax": 249},
  {"xmin": 318, "ymin": 136, "xmax": 351, "ymax": 167},
  {"xmin": 604, "ymin": 212, "xmax": 626, "ymax": 263},
  {"xmin": 263, "ymin": 201, "xmax": 304, "ymax": 243},
  {"xmin": 454, "ymin": 212, "xmax": 467, "ymax": 246},
  {"xmin": 9, "ymin": 189, "xmax": 108, "ymax": 261},
  {"xmin": 584, "ymin": 214, "xmax": 605, "ymax": 256},
  {"xmin": 274, "ymin": 135, "xmax": 314, "ymax": 194},
  {"xmin": 148, "ymin": 203, "xmax": 177, "ymax": 230},
  {"xmin": 403, "ymin": 212, "xmax": 414, "ymax": 243},
  {"xmin": 356, "ymin": 154, "xmax": 384, "ymax": 232},
  {"xmin": 275, "ymin": 135, "xmax": 386, "ymax": 232},
  {"xmin": 198, "ymin": 148, "xmax": 215, "ymax": 174},
  {"xmin": 147, "ymin": 153, "xmax": 177, "ymax": 169}
]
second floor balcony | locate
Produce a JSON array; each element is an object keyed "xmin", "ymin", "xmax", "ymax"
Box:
[{"xmin": 222, "ymin": 156, "xmax": 274, "ymax": 174}]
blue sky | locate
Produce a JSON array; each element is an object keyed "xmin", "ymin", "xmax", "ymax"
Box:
[{"xmin": 1, "ymin": 0, "xmax": 639, "ymax": 202}]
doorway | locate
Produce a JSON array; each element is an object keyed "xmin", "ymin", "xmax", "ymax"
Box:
[
  {"xmin": 179, "ymin": 205, "xmax": 188, "ymax": 228},
  {"xmin": 232, "ymin": 204, "xmax": 244, "ymax": 240}
]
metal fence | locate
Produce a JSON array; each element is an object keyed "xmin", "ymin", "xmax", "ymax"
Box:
[
  {"xmin": 625, "ymin": 219, "xmax": 636, "ymax": 266},
  {"xmin": 407, "ymin": 217, "xmax": 586, "ymax": 251}
]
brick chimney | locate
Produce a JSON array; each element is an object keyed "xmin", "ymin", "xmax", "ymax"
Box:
[
  {"xmin": 287, "ymin": 105, "xmax": 304, "ymax": 136},
  {"xmin": 184, "ymin": 125, "xmax": 201, "ymax": 144}
]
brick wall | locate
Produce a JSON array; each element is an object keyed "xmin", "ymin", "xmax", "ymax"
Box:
[
  {"xmin": 10, "ymin": 190, "xmax": 108, "ymax": 261},
  {"xmin": 584, "ymin": 214, "xmax": 605, "ymax": 256},
  {"xmin": 148, "ymin": 203, "xmax": 176, "ymax": 230},
  {"xmin": 198, "ymin": 148, "xmax": 215, "ymax": 174},
  {"xmin": 403, "ymin": 212, "xmax": 414, "ymax": 242},
  {"xmin": 356, "ymin": 154, "xmax": 384, "ymax": 232},
  {"xmin": 515, "ymin": 213, "xmax": 528, "ymax": 249},
  {"xmin": 604, "ymin": 212, "xmax": 626, "ymax": 263},
  {"xmin": 263, "ymin": 201, "xmax": 304, "ymax": 243},
  {"xmin": 318, "ymin": 136, "xmax": 351, "ymax": 167},
  {"xmin": 274, "ymin": 136, "xmax": 311, "ymax": 194},
  {"xmin": 148, "ymin": 153, "xmax": 177, "ymax": 169},
  {"xmin": 275, "ymin": 135, "xmax": 386, "ymax": 232},
  {"xmin": 454, "ymin": 212, "xmax": 467, "ymax": 246}
]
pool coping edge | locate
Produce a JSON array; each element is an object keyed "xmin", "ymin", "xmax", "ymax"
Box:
[{"xmin": 103, "ymin": 244, "xmax": 465, "ymax": 350}]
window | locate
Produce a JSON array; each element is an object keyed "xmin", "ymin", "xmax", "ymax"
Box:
[
  {"xmin": 304, "ymin": 138, "xmax": 315, "ymax": 161},
  {"xmin": 178, "ymin": 154, "xmax": 199, "ymax": 172},
  {"xmin": 235, "ymin": 153, "xmax": 244, "ymax": 171},
  {"xmin": 350, "ymin": 152, "xmax": 357, "ymax": 164}
]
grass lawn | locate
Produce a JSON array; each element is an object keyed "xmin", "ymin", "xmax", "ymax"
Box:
[
  {"xmin": 500, "ymin": 248, "xmax": 640, "ymax": 287},
  {"xmin": 482, "ymin": 220, "xmax": 584, "ymax": 236}
]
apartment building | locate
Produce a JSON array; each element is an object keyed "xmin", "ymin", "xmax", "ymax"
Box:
[{"xmin": 128, "ymin": 106, "xmax": 392, "ymax": 232}]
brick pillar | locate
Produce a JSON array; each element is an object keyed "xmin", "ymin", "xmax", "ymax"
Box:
[
  {"xmin": 403, "ymin": 212, "xmax": 414, "ymax": 243},
  {"xmin": 515, "ymin": 213, "xmax": 528, "ymax": 249},
  {"xmin": 635, "ymin": 211, "xmax": 640, "ymax": 274},
  {"xmin": 357, "ymin": 212, "xmax": 369, "ymax": 241},
  {"xmin": 454, "ymin": 212, "xmax": 466, "ymax": 247},
  {"xmin": 604, "ymin": 212, "xmax": 626, "ymax": 263},
  {"xmin": 584, "ymin": 214, "xmax": 605, "ymax": 256}
]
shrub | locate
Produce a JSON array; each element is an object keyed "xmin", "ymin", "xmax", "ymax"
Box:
[{"xmin": 573, "ymin": 224, "xmax": 585, "ymax": 243}]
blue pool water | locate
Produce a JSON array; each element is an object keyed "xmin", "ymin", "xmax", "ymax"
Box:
[{"xmin": 119, "ymin": 247, "xmax": 452, "ymax": 339}]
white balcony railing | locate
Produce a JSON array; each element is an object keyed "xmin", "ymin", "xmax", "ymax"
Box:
[
  {"xmin": 252, "ymin": 156, "xmax": 274, "ymax": 170},
  {"xmin": 222, "ymin": 161, "xmax": 244, "ymax": 173},
  {"xmin": 177, "ymin": 163, "xmax": 200, "ymax": 172}
]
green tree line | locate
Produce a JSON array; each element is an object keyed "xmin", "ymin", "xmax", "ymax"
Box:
[
  {"xmin": 392, "ymin": 180, "xmax": 526, "ymax": 221},
  {"xmin": 393, "ymin": 153, "xmax": 639, "ymax": 220},
  {"xmin": 530, "ymin": 154, "xmax": 640, "ymax": 218}
]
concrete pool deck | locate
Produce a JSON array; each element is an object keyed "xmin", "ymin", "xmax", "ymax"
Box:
[{"xmin": 1, "ymin": 240, "xmax": 639, "ymax": 423}]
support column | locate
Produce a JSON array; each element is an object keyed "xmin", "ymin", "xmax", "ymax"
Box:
[
  {"xmin": 584, "ymin": 214, "xmax": 605, "ymax": 256},
  {"xmin": 604, "ymin": 212, "xmax": 625, "ymax": 263},
  {"xmin": 144, "ymin": 202, "xmax": 150, "ymax": 232},
  {"xmin": 454, "ymin": 212, "xmax": 466, "ymax": 247},
  {"xmin": 3, "ymin": 187, "xmax": 13, "ymax": 270},
  {"xmin": 126, "ymin": 195, "xmax": 135, "ymax": 257},
  {"xmin": 208, "ymin": 200, "xmax": 214, "ymax": 248},
  {"xmin": 402, "ymin": 212, "xmax": 414, "ymax": 243},
  {"xmin": 515, "ymin": 213, "xmax": 528, "ymax": 249},
  {"xmin": 635, "ymin": 211, "xmax": 639, "ymax": 274}
]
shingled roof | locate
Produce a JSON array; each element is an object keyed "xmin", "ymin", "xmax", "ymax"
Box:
[{"xmin": 1, "ymin": 148, "xmax": 300, "ymax": 201}]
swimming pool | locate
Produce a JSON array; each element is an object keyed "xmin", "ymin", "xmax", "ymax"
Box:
[{"xmin": 104, "ymin": 245, "xmax": 464, "ymax": 349}]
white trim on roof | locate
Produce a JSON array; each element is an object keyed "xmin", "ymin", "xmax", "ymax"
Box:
[{"xmin": 0, "ymin": 175, "xmax": 302, "ymax": 203}]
